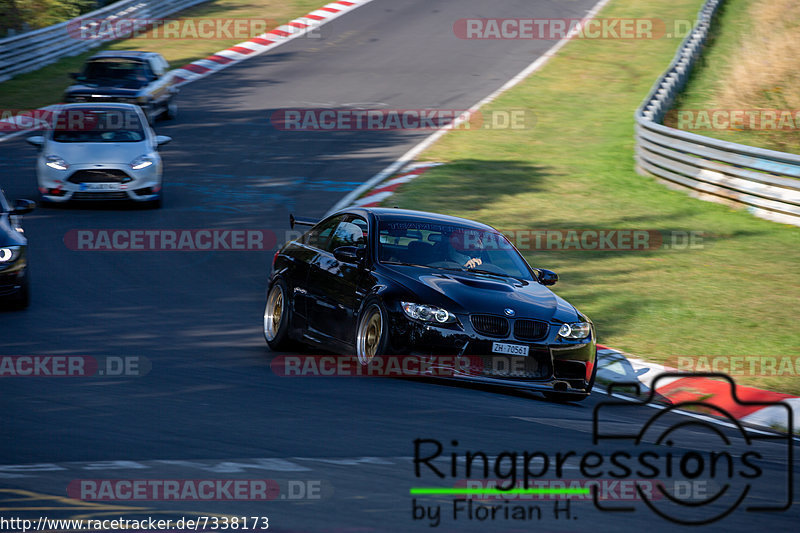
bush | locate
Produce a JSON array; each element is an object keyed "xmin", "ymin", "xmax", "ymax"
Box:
[{"xmin": 0, "ymin": 0, "xmax": 99, "ymax": 35}]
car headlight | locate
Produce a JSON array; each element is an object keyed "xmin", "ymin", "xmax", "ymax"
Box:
[
  {"xmin": 558, "ymin": 322, "xmax": 592, "ymax": 340},
  {"xmin": 0, "ymin": 246, "xmax": 22, "ymax": 263},
  {"xmin": 401, "ymin": 302, "xmax": 456, "ymax": 324},
  {"xmin": 130, "ymin": 155, "xmax": 154, "ymax": 170},
  {"xmin": 45, "ymin": 155, "xmax": 69, "ymax": 170}
]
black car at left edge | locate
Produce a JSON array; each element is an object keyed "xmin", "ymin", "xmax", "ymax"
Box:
[
  {"xmin": 0, "ymin": 188, "xmax": 35, "ymax": 309},
  {"xmin": 264, "ymin": 207, "xmax": 597, "ymax": 401}
]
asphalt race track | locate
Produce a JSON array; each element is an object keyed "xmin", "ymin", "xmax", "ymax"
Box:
[{"xmin": 0, "ymin": 1, "xmax": 797, "ymax": 531}]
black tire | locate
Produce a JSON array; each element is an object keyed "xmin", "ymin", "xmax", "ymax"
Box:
[
  {"xmin": 355, "ymin": 299, "xmax": 390, "ymax": 365},
  {"xmin": 146, "ymin": 195, "xmax": 162, "ymax": 209},
  {"xmin": 144, "ymin": 102, "xmax": 157, "ymax": 125},
  {"xmin": 164, "ymin": 96, "xmax": 178, "ymax": 120},
  {"xmin": 263, "ymin": 277, "xmax": 294, "ymax": 351},
  {"xmin": 8, "ymin": 275, "xmax": 29, "ymax": 310},
  {"xmin": 38, "ymin": 193, "xmax": 56, "ymax": 208}
]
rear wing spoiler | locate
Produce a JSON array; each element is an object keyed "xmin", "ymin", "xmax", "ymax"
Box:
[{"xmin": 289, "ymin": 214, "xmax": 319, "ymax": 230}]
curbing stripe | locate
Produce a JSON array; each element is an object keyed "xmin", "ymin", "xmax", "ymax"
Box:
[
  {"xmin": 596, "ymin": 344, "xmax": 798, "ymax": 430},
  {"xmin": 339, "ymin": 162, "xmax": 441, "ymax": 210},
  {"xmin": 169, "ymin": 0, "xmax": 375, "ymax": 88}
]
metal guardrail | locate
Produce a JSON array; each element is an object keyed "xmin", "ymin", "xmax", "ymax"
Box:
[
  {"xmin": 0, "ymin": 0, "xmax": 209, "ymax": 83},
  {"xmin": 634, "ymin": 0, "xmax": 800, "ymax": 226}
]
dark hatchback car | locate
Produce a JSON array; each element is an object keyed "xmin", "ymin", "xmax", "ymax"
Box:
[
  {"xmin": 0, "ymin": 189, "xmax": 35, "ymax": 309},
  {"xmin": 64, "ymin": 51, "xmax": 177, "ymax": 124},
  {"xmin": 264, "ymin": 208, "xmax": 597, "ymax": 401}
]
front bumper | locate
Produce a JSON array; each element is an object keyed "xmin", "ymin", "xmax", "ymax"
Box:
[
  {"xmin": 37, "ymin": 161, "xmax": 161, "ymax": 203},
  {"xmin": 0, "ymin": 253, "xmax": 27, "ymax": 298},
  {"xmin": 386, "ymin": 310, "xmax": 596, "ymax": 394}
]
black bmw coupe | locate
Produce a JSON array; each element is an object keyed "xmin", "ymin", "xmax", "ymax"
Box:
[{"xmin": 264, "ymin": 207, "xmax": 597, "ymax": 401}]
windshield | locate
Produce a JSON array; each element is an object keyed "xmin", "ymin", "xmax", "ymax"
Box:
[
  {"xmin": 51, "ymin": 108, "xmax": 145, "ymax": 143},
  {"xmin": 377, "ymin": 220, "xmax": 535, "ymax": 281},
  {"xmin": 81, "ymin": 59, "xmax": 152, "ymax": 88}
]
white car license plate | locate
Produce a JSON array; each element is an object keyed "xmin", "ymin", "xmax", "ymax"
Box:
[
  {"xmin": 491, "ymin": 342, "xmax": 529, "ymax": 356},
  {"xmin": 81, "ymin": 183, "xmax": 120, "ymax": 191}
]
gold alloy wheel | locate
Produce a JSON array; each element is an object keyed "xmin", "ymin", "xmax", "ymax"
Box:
[
  {"xmin": 264, "ymin": 284, "xmax": 284, "ymax": 342},
  {"xmin": 357, "ymin": 305, "xmax": 383, "ymax": 365}
]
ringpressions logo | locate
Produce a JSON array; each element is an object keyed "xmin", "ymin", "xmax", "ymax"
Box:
[{"xmin": 410, "ymin": 373, "xmax": 793, "ymax": 527}]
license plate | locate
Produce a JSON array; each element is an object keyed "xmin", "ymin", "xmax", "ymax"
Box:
[
  {"xmin": 491, "ymin": 342, "xmax": 529, "ymax": 356},
  {"xmin": 80, "ymin": 183, "xmax": 120, "ymax": 191}
]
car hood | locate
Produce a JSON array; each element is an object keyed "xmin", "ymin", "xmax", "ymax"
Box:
[
  {"xmin": 65, "ymin": 83, "xmax": 144, "ymax": 94},
  {"xmin": 381, "ymin": 264, "xmax": 580, "ymax": 323},
  {"xmin": 45, "ymin": 141, "xmax": 149, "ymax": 165}
]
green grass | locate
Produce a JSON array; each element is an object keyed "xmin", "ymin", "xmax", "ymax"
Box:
[
  {"xmin": 390, "ymin": 0, "xmax": 800, "ymax": 394},
  {"xmin": 0, "ymin": 0, "xmax": 324, "ymax": 110},
  {"xmin": 666, "ymin": 0, "xmax": 800, "ymax": 153}
]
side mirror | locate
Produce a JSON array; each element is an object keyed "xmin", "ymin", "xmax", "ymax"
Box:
[
  {"xmin": 333, "ymin": 246, "xmax": 364, "ymax": 264},
  {"xmin": 537, "ymin": 269, "xmax": 558, "ymax": 286},
  {"xmin": 12, "ymin": 199, "xmax": 35, "ymax": 215},
  {"xmin": 155, "ymin": 135, "xmax": 172, "ymax": 146},
  {"xmin": 26, "ymin": 136, "xmax": 45, "ymax": 148}
]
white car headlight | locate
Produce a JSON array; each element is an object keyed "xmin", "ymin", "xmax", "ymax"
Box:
[
  {"xmin": 0, "ymin": 246, "xmax": 22, "ymax": 263},
  {"xmin": 130, "ymin": 155, "xmax": 154, "ymax": 170},
  {"xmin": 401, "ymin": 302, "xmax": 456, "ymax": 324},
  {"xmin": 45, "ymin": 155, "xmax": 69, "ymax": 170},
  {"xmin": 558, "ymin": 322, "xmax": 592, "ymax": 340}
]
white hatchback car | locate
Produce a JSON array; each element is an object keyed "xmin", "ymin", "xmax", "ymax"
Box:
[{"xmin": 27, "ymin": 103, "xmax": 170, "ymax": 208}]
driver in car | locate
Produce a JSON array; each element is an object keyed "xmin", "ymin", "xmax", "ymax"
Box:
[{"xmin": 437, "ymin": 230, "xmax": 484, "ymax": 269}]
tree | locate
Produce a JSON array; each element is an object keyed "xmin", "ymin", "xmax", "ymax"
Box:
[{"xmin": 0, "ymin": 0, "xmax": 98, "ymax": 34}]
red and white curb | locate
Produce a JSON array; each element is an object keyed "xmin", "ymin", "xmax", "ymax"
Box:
[
  {"xmin": 596, "ymin": 345, "xmax": 799, "ymax": 431},
  {"xmin": 169, "ymin": 0, "xmax": 373, "ymax": 87},
  {"xmin": 345, "ymin": 162, "xmax": 441, "ymax": 208}
]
